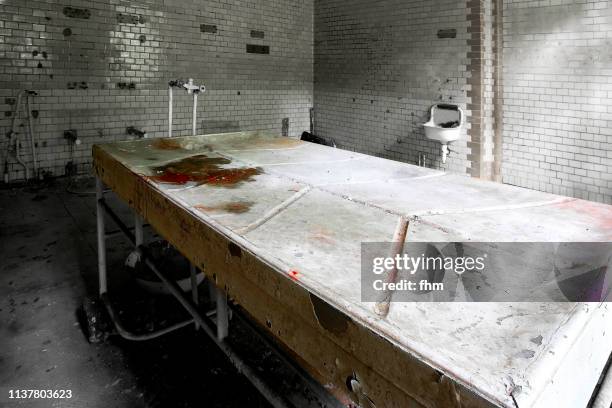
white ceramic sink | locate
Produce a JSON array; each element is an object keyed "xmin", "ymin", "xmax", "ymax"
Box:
[
  {"xmin": 423, "ymin": 123, "xmax": 462, "ymax": 144},
  {"xmin": 422, "ymin": 104, "xmax": 465, "ymax": 163}
]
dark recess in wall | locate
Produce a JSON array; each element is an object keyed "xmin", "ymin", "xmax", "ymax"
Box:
[
  {"xmin": 250, "ymin": 30, "xmax": 265, "ymax": 39},
  {"xmin": 437, "ymin": 29, "xmax": 457, "ymax": 39},
  {"xmin": 63, "ymin": 7, "xmax": 90, "ymax": 19},
  {"xmin": 117, "ymin": 82, "xmax": 136, "ymax": 90},
  {"xmin": 246, "ymin": 44, "xmax": 269, "ymax": 54},
  {"xmin": 200, "ymin": 24, "xmax": 217, "ymax": 33},
  {"xmin": 67, "ymin": 81, "xmax": 88, "ymax": 90},
  {"xmin": 117, "ymin": 13, "xmax": 146, "ymax": 24}
]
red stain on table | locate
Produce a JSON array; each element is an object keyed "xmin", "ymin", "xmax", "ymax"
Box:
[
  {"xmin": 288, "ymin": 269, "xmax": 300, "ymax": 280},
  {"xmin": 148, "ymin": 154, "xmax": 262, "ymax": 187},
  {"xmin": 205, "ymin": 167, "xmax": 261, "ymax": 186},
  {"xmin": 309, "ymin": 225, "xmax": 336, "ymax": 245},
  {"xmin": 556, "ymin": 199, "xmax": 612, "ymax": 234},
  {"xmin": 152, "ymin": 172, "xmax": 191, "ymax": 184},
  {"xmin": 557, "ymin": 200, "xmax": 612, "ymax": 226}
]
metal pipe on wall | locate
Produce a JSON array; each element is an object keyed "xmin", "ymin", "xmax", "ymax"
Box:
[
  {"xmin": 6, "ymin": 91, "xmax": 29, "ymax": 181},
  {"xmin": 26, "ymin": 94, "xmax": 38, "ymax": 178},
  {"xmin": 192, "ymin": 93, "xmax": 198, "ymax": 136},
  {"xmin": 168, "ymin": 86, "xmax": 173, "ymax": 138},
  {"xmin": 14, "ymin": 142, "xmax": 28, "ymax": 181},
  {"xmin": 492, "ymin": 0, "xmax": 504, "ymax": 182},
  {"xmin": 9, "ymin": 91, "xmax": 23, "ymax": 136}
]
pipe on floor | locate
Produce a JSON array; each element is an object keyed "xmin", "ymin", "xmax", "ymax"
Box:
[{"xmin": 101, "ymin": 293, "xmax": 195, "ymax": 341}]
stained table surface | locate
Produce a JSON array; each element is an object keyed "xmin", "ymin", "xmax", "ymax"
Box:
[{"xmin": 95, "ymin": 131, "xmax": 612, "ymax": 408}]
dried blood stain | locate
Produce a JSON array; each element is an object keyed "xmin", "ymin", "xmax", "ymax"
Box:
[
  {"xmin": 149, "ymin": 155, "xmax": 261, "ymax": 187},
  {"xmin": 151, "ymin": 138, "xmax": 182, "ymax": 150},
  {"xmin": 195, "ymin": 201, "xmax": 254, "ymax": 214}
]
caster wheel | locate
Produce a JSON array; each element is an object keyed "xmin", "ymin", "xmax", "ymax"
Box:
[{"xmin": 82, "ymin": 296, "xmax": 112, "ymax": 343}]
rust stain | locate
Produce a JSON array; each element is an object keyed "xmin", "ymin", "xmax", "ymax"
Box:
[
  {"xmin": 195, "ymin": 201, "xmax": 254, "ymax": 214},
  {"xmin": 309, "ymin": 225, "xmax": 336, "ymax": 245},
  {"xmin": 152, "ymin": 138, "xmax": 182, "ymax": 150},
  {"xmin": 288, "ymin": 269, "xmax": 300, "ymax": 280},
  {"xmin": 556, "ymin": 200, "xmax": 612, "ymax": 235},
  {"xmin": 151, "ymin": 138, "xmax": 214, "ymax": 152},
  {"xmin": 148, "ymin": 154, "xmax": 262, "ymax": 187}
]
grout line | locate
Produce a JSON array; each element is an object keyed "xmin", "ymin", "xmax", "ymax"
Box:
[
  {"xmin": 235, "ymin": 186, "xmax": 312, "ymax": 235},
  {"xmin": 254, "ymin": 156, "xmax": 367, "ymax": 167},
  {"xmin": 315, "ymin": 171, "xmax": 446, "ymax": 187},
  {"xmin": 408, "ymin": 197, "xmax": 576, "ymax": 218}
]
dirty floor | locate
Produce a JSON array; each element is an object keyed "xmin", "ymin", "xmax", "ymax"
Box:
[{"xmin": 0, "ymin": 178, "xmax": 289, "ymax": 408}]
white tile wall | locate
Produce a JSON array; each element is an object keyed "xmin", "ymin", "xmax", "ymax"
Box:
[
  {"xmin": 314, "ymin": 0, "xmax": 471, "ymax": 173},
  {"xmin": 3, "ymin": 0, "xmax": 611, "ymax": 204},
  {"xmin": 502, "ymin": 0, "xmax": 612, "ymax": 204},
  {"xmin": 0, "ymin": 0, "xmax": 314, "ymax": 180}
]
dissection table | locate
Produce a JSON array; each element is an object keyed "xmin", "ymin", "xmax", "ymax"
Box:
[{"xmin": 92, "ymin": 131, "xmax": 612, "ymax": 408}]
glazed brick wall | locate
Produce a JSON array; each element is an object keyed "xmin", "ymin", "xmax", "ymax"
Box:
[
  {"xmin": 502, "ymin": 0, "xmax": 612, "ymax": 203},
  {"xmin": 0, "ymin": 0, "xmax": 313, "ymax": 181},
  {"xmin": 4, "ymin": 0, "xmax": 611, "ymax": 204},
  {"xmin": 313, "ymin": 0, "xmax": 472, "ymax": 174},
  {"xmin": 314, "ymin": 0, "xmax": 612, "ymax": 204}
]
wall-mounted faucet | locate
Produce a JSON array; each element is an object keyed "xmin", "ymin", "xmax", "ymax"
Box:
[
  {"xmin": 168, "ymin": 78, "xmax": 205, "ymax": 95},
  {"xmin": 168, "ymin": 78, "xmax": 206, "ymax": 137}
]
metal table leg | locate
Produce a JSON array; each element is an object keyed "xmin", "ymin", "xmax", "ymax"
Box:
[
  {"xmin": 216, "ymin": 288, "xmax": 229, "ymax": 341},
  {"xmin": 91, "ymin": 186, "xmax": 193, "ymax": 341},
  {"xmin": 134, "ymin": 213, "xmax": 144, "ymax": 247},
  {"xmin": 90, "ymin": 190, "xmax": 303, "ymax": 408},
  {"xmin": 190, "ymin": 264, "xmax": 199, "ymax": 329},
  {"xmin": 96, "ymin": 177, "xmax": 107, "ymax": 295}
]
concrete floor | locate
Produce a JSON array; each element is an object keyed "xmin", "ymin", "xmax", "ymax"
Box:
[{"xmin": 0, "ymin": 178, "xmax": 275, "ymax": 408}]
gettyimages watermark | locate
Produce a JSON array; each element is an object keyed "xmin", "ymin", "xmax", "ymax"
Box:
[{"xmin": 361, "ymin": 242, "xmax": 612, "ymax": 302}]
